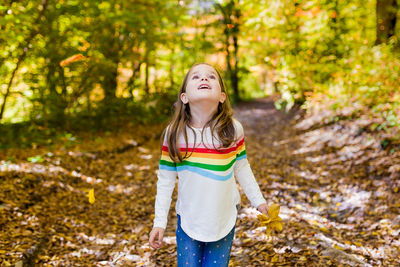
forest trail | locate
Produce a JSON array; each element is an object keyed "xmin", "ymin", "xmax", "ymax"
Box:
[{"xmin": 1, "ymin": 96, "xmax": 399, "ymax": 266}]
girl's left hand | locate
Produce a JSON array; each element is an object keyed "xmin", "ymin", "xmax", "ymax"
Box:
[{"xmin": 256, "ymin": 203, "xmax": 269, "ymax": 215}]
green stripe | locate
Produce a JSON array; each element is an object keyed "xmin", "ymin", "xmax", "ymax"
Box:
[
  {"xmin": 159, "ymin": 159, "xmax": 176, "ymax": 167},
  {"xmin": 237, "ymin": 149, "xmax": 246, "ymax": 157},
  {"xmin": 159, "ymin": 157, "xmax": 237, "ymax": 172}
]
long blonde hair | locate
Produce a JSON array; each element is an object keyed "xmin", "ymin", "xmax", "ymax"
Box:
[{"xmin": 161, "ymin": 62, "xmax": 238, "ymax": 163}]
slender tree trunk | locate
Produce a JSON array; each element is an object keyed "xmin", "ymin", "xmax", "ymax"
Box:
[
  {"xmin": 127, "ymin": 61, "xmax": 142, "ymax": 99},
  {"xmin": 144, "ymin": 48, "xmax": 150, "ymax": 97},
  {"xmin": 225, "ymin": 37, "xmax": 233, "ymax": 91},
  {"xmin": 102, "ymin": 64, "xmax": 118, "ymax": 103},
  {"xmin": 169, "ymin": 47, "xmax": 175, "ymax": 89},
  {"xmin": 216, "ymin": 0, "xmax": 241, "ymax": 104},
  {"xmin": 375, "ymin": 0, "xmax": 398, "ymax": 45},
  {"xmin": 232, "ymin": 34, "xmax": 239, "ymax": 100}
]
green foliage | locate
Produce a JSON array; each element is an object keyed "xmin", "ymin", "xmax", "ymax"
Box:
[
  {"xmin": 1, "ymin": 0, "xmax": 400, "ymax": 149},
  {"xmin": 27, "ymin": 155, "xmax": 44, "ymax": 163}
]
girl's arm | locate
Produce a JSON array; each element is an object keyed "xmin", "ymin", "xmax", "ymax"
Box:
[
  {"xmin": 153, "ymin": 126, "xmax": 178, "ymax": 229},
  {"xmin": 234, "ymin": 120, "xmax": 267, "ymax": 209}
]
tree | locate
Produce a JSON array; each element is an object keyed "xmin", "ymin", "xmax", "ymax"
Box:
[
  {"xmin": 375, "ymin": 0, "xmax": 398, "ymax": 45},
  {"xmin": 215, "ymin": 0, "xmax": 242, "ymax": 103}
]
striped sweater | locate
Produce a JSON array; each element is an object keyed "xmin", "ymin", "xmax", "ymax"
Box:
[{"xmin": 153, "ymin": 118, "xmax": 267, "ymax": 242}]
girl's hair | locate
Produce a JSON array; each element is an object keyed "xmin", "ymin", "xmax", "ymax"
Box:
[{"xmin": 161, "ymin": 62, "xmax": 238, "ymax": 163}]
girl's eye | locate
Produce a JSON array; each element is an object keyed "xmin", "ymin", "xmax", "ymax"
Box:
[
  {"xmin": 192, "ymin": 75, "xmax": 199, "ymax": 79},
  {"xmin": 209, "ymin": 75, "xmax": 216, "ymax": 79}
]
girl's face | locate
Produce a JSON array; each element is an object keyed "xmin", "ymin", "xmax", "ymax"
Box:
[{"xmin": 181, "ymin": 64, "xmax": 226, "ymax": 105}]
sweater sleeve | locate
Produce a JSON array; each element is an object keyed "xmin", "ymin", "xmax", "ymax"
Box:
[
  {"xmin": 153, "ymin": 125, "xmax": 178, "ymax": 229},
  {"xmin": 234, "ymin": 120, "xmax": 267, "ymax": 209}
]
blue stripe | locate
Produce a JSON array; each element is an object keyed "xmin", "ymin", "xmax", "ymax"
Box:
[
  {"xmin": 159, "ymin": 164, "xmax": 177, "ymax": 171},
  {"xmin": 237, "ymin": 154, "xmax": 247, "ymax": 160},
  {"xmin": 176, "ymin": 165, "xmax": 234, "ymax": 181}
]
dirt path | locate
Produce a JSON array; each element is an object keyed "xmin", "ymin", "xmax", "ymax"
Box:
[
  {"xmin": 1, "ymin": 96, "xmax": 399, "ymax": 266},
  {"xmin": 229, "ymin": 97, "xmax": 399, "ymax": 266}
]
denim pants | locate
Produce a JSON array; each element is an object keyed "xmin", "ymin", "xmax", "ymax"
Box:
[{"xmin": 176, "ymin": 204, "xmax": 239, "ymax": 267}]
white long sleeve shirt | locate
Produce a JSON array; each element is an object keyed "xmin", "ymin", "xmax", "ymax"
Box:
[{"xmin": 153, "ymin": 118, "xmax": 267, "ymax": 242}]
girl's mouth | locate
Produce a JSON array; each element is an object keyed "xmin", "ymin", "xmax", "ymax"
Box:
[{"xmin": 198, "ymin": 83, "xmax": 211, "ymax": 90}]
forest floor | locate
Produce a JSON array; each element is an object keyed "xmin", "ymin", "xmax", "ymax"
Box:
[{"xmin": 1, "ymin": 95, "xmax": 399, "ymax": 266}]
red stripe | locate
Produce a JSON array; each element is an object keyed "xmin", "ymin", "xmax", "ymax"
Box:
[{"xmin": 162, "ymin": 137, "xmax": 244, "ymax": 154}]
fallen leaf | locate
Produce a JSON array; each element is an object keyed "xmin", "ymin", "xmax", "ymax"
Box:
[{"xmin": 88, "ymin": 188, "xmax": 95, "ymax": 204}]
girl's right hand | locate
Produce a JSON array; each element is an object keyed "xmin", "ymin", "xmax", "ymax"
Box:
[{"xmin": 149, "ymin": 227, "xmax": 165, "ymax": 249}]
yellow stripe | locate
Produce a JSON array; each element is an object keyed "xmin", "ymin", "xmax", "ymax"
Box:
[
  {"xmin": 236, "ymin": 143, "xmax": 245, "ymax": 154},
  {"xmin": 184, "ymin": 155, "xmax": 235, "ymax": 165},
  {"xmin": 161, "ymin": 154, "xmax": 175, "ymax": 163}
]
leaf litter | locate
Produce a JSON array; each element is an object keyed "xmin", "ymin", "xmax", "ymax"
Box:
[{"xmin": 1, "ymin": 96, "xmax": 399, "ymax": 266}]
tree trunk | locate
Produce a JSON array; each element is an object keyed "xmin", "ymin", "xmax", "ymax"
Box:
[
  {"xmin": 102, "ymin": 63, "xmax": 118, "ymax": 104},
  {"xmin": 144, "ymin": 47, "xmax": 150, "ymax": 98},
  {"xmin": 216, "ymin": 0, "xmax": 241, "ymax": 104},
  {"xmin": 375, "ymin": 0, "xmax": 398, "ymax": 45},
  {"xmin": 127, "ymin": 61, "xmax": 142, "ymax": 99},
  {"xmin": 232, "ymin": 34, "xmax": 239, "ymax": 100}
]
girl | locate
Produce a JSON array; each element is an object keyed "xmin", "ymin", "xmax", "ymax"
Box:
[{"xmin": 149, "ymin": 62, "xmax": 270, "ymax": 266}]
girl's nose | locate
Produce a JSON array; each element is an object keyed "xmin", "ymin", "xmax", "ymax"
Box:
[{"xmin": 201, "ymin": 76, "xmax": 208, "ymax": 81}]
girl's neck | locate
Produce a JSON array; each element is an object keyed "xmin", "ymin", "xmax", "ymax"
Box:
[{"xmin": 189, "ymin": 102, "xmax": 218, "ymax": 128}]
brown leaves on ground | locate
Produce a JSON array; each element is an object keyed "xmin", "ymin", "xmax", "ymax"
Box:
[{"xmin": 1, "ymin": 96, "xmax": 399, "ymax": 266}]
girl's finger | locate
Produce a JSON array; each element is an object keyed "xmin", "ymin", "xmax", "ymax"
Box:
[
  {"xmin": 158, "ymin": 231, "xmax": 163, "ymax": 245},
  {"xmin": 150, "ymin": 232, "xmax": 158, "ymax": 248},
  {"xmin": 149, "ymin": 235, "xmax": 155, "ymax": 247}
]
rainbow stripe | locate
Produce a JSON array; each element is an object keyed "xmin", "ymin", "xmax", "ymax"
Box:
[{"xmin": 159, "ymin": 137, "xmax": 247, "ymax": 181}]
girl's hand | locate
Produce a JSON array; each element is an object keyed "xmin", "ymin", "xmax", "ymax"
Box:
[
  {"xmin": 256, "ymin": 203, "xmax": 269, "ymax": 216},
  {"xmin": 149, "ymin": 227, "xmax": 165, "ymax": 249}
]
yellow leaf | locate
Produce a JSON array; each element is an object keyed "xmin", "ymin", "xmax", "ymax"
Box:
[
  {"xmin": 271, "ymin": 255, "xmax": 279, "ymax": 262},
  {"xmin": 260, "ymin": 221, "xmax": 271, "ymax": 226},
  {"xmin": 268, "ymin": 203, "xmax": 280, "ymax": 218},
  {"xmin": 320, "ymin": 226, "xmax": 329, "ymax": 232},
  {"xmin": 257, "ymin": 203, "xmax": 283, "ymax": 236},
  {"xmin": 2, "ymin": 260, "xmax": 11, "ymax": 266},
  {"xmin": 333, "ymin": 244, "xmax": 344, "ymax": 250},
  {"xmin": 257, "ymin": 213, "xmax": 269, "ymax": 221},
  {"xmin": 270, "ymin": 221, "xmax": 283, "ymax": 232},
  {"xmin": 243, "ymin": 238, "xmax": 252, "ymax": 244},
  {"xmin": 88, "ymin": 188, "xmax": 95, "ymax": 204}
]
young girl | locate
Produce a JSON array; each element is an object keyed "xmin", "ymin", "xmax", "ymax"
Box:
[{"xmin": 149, "ymin": 62, "xmax": 270, "ymax": 266}]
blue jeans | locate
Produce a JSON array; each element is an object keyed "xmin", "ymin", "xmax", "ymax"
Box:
[{"xmin": 176, "ymin": 204, "xmax": 239, "ymax": 267}]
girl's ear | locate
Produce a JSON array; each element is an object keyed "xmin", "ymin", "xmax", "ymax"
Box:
[
  {"xmin": 220, "ymin": 92, "xmax": 226, "ymax": 103},
  {"xmin": 181, "ymin": 93, "xmax": 188, "ymax": 104}
]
